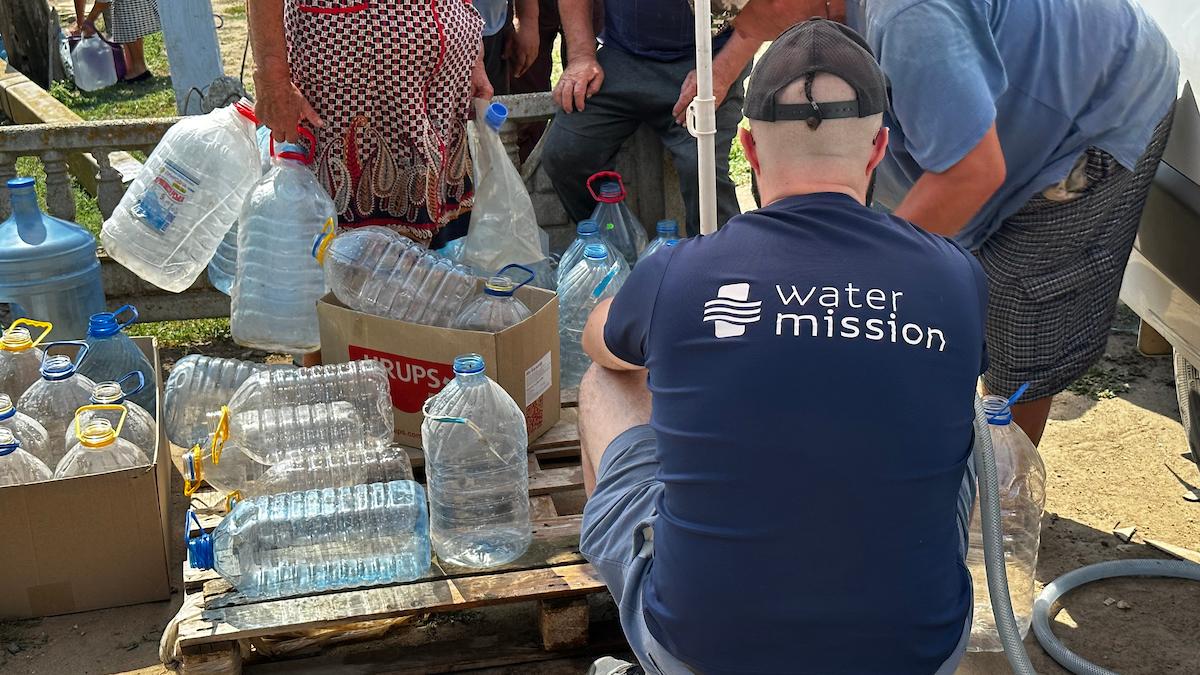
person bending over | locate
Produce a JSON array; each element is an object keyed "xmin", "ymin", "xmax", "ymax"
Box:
[{"xmin": 577, "ymin": 20, "xmax": 988, "ymax": 675}]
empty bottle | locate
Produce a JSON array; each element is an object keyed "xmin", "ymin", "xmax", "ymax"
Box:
[
  {"xmin": 0, "ymin": 428, "xmax": 53, "ymax": 487},
  {"xmin": 1, "ymin": 178, "xmax": 106, "ymax": 339},
  {"xmin": 587, "ymin": 173, "xmax": 647, "ymax": 268},
  {"xmin": 639, "ymin": 220, "xmax": 681, "ymax": 262},
  {"xmin": 183, "ymin": 437, "xmax": 271, "ymax": 496},
  {"xmin": 78, "ymin": 306, "xmax": 158, "ymax": 416},
  {"xmin": 163, "ymin": 355, "xmax": 290, "ymax": 448},
  {"xmin": 556, "ymin": 220, "xmax": 629, "ymax": 289},
  {"xmin": 68, "ymin": 372, "xmax": 156, "ymax": 454},
  {"xmin": 452, "ymin": 265, "xmax": 534, "ymax": 332},
  {"xmin": 17, "ymin": 342, "xmax": 96, "ymax": 469},
  {"xmin": 232, "ymin": 138, "xmax": 334, "ymax": 353},
  {"xmin": 223, "ymin": 400, "xmax": 367, "ymax": 464},
  {"xmin": 316, "ymin": 226, "xmax": 476, "ymax": 327},
  {"xmin": 0, "ymin": 319, "xmax": 53, "ymax": 398},
  {"xmin": 207, "ymin": 126, "xmax": 273, "ymax": 296},
  {"xmin": 966, "ymin": 392, "xmax": 1046, "ymax": 651},
  {"xmin": 100, "ymin": 100, "xmax": 262, "ymax": 293},
  {"xmin": 0, "ymin": 394, "xmax": 52, "ymax": 470},
  {"xmin": 55, "ymin": 405, "xmax": 151, "ymax": 478},
  {"xmin": 191, "ymin": 440, "xmax": 414, "ymax": 499},
  {"xmin": 186, "ymin": 480, "xmax": 431, "ymax": 598},
  {"xmin": 423, "ymin": 354, "xmax": 531, "ymax": 568},
  {"xmin": 71, "ymin": 35, "xmax": 118, "ymax": 92},
  {"xmin": 558, "ymin": 245, "xmax": 629, "ymax": 389}
]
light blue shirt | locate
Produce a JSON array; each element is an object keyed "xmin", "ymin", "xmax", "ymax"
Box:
[
  {"xmin": 849, "ymin": 0, "xmax": 1179, "ymax": 250},
  {"xmin": 474, "ymin": 0, "xmax": 508, "ymax": 37}
]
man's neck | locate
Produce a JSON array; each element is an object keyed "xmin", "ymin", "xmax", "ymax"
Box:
[{"xmin": 760, "ymin": 182, "xmax": 865, "ymax": 207}]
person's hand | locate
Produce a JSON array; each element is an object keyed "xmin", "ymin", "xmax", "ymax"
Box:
[
  {"xmin": 553, "ymin": 55, "xmax": 604, "ymax": 113},
  {"xmin": 80, "ymin": 20, "xmax": 97, "ymax": 37},
  {"xmin": 671, "ymin": 64, "xmax": 736, "ymax": 125},
  {"xmin": 252, "ymin": 67, "xmax": 324, "ymax": 143},
  {"xmin": 471, "ymin": 56, "xmax": 494, "ymax": 100},
  {"xmin": 505, "ymin": 19, "xmax": 540, "ymax": 79}
]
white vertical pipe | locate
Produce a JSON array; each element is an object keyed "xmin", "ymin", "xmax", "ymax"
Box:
[{"xmin": 690, "ymin": 0, "xmax": 718, "ymax": 235}]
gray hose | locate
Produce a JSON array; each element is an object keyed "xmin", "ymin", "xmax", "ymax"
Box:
[
  {"xmin": 973, "ymin": 396, "xmax": 1038, "ymax": 675},
  {"xmin": 1032, "ymin": 558, "xmax": 1200, "ymax": 674}
]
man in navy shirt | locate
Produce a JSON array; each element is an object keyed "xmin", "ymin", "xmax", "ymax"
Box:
[
  {"xmin": 540, "ymin": 0, "xmax": 762, "ymax": 234},
  {"xmin": 579, "ymin": 21, "xmax": 988, "ymax": 674}
]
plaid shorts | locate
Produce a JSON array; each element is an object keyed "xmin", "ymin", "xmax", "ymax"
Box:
[{"xmin": 977, "ymin": 113, "xmax": 1173, "ymax": 401}]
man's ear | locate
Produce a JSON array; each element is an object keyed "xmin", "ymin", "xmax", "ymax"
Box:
[
  {"xmin": 739, "ymin": 126, "xmax": 761, "ymax": 175},
  {"xmin": 867, "ymin": 126, "xmax": 889, "ymax": 175}
]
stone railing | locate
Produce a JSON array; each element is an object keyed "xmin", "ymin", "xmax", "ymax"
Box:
[{"xmin": 0, "ymin": 92, "xmax": 682, "ymax": 322}]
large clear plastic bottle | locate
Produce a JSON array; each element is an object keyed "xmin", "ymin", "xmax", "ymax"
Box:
[
  {"xmin": 68, "ymin": 372, "xmax": 157, "ymax": 454},
  {"xmin": 77, "ymin": 306, "xmax": 158, "ymax": 416},
  {"xmin": 16, "ymin": 342, "xmax": 96, "ymax": 469},
  {"xmin": 55, "ymin": 405, "xmax": 152, "ymax": 478},
  {"xmin": 556, "ymin": 220, "xmax": 629, "ymax": 289},
  {"xmin": 0, "ymin": 428, "xmax": 52, "ymax": 487},
  {"xmin": 71, "ymin": 35, "xmax": 118, "ymax": 92},
  {"xmin": 225, "ymin": 401, "xmax": 366, "ymax": 462},
  {"xmin": 163, "ymin": 355, "xmax": 290, "ymax": 448},
  {"xmin": 100, "ymin": 100, "xmax": 262, "ymax": 293},
  {"xmin": 452, "ymin": 266, "xmax": 534, "ymax": 332},
  {"xmin": 186, "ymin": 480, "xmax": 431, "ymax": 598},
  {"xmin": 316, "ymin": 226, "xmax": 476, "ymax": 326},
  {"xmin": 207, "ymin": 126, "xmax": 273, "ymax": 296},
  {"xmin": 639, "ymin": 220, "xmax": 681, "ymax": 263},
  {"xmin": 423, "ymin": 354, "xmax": 531, "ymax": 568},
  {"xmin": 966, "ymin": 394, "xmax": 1046, "ymax": 651},
  {"xmin": 558, "ymin": 244, "xmax": 629, "ymax": 389},
  {"xmin": 0, "ymin": 393, "xmax": 51, "ymax": 467},
  {"xmin": 231, "ymin": 138, "xmax": 335, "ymax": 353},
  {"xmin": 0, "ymin": 319, "xmax": 52, "ymax": 399},
  {"xmin": 587, "ymin": 173, "xmax": 647, "ymax": 269},
  {"xmin": 183, "ymin": 438, "xmax": 271, "ymax": 496}
]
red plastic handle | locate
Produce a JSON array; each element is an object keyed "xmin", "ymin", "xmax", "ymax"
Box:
[
  {"xmin": 234, "ymin": 100, "xmax": 260, "ymax": 124},
  {"xmin": 270, "ymin": 126, "xmax": 318, "ymax": 165},
  {"xmin": 586, "ymin": 171, "xmax": 626, "ymax": 204}
]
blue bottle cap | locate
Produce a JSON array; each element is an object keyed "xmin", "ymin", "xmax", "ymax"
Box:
[
  {"xmin": 583, "ymin": 243, "xmax": 609, "ymax": 261},
  {"xmin": 485, "ymin": 102, "xmax": 508, "ymax": 131},
  {"xmin": 576, "ymin": 219, "xmax": 599, "ymax": 235},
  {"xmin": 6, "ymin": 177, "xmax": 35, "ymax": 192},
  {"xmin": 656, "ymin": 220, "xmax": 679, "ymax": 235},
  {"xmin": 87, "ymin": 304, "xmax": 139, "ymax": 337},
  {"xmin": 453, "ymin": 353, "xmax": 486, "ymax": 374}
]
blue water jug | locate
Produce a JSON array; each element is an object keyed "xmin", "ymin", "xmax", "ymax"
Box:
[
  {"xmin": 77, "ymin": 305, "xmax": 157, "ymax": 417},
  {"xmin": 0, "ymin": 178, "xmax": 106, "ymax": 339}
]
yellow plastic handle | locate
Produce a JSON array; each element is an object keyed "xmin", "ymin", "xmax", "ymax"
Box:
[
  {"xmin": 313, "ymin": 217, "xmax": 336, "ymax": 265},
  {"xmin": 73, "ymin": 403, "xmax": 127, "ymax": 445},
  {"xmin": 224, "ymin": 490, "xmax": 243, "ymax": 513},
  {"xmin": 184, "ymin": 445, "xmax": 204, "ymax": 497},
  {"xmin": 209, "ymin": 406, "xmax": 231, "ymax": 464},
  {"xmin": 5, "ymin": 318, "xmax": 52, "ymax": 349}
]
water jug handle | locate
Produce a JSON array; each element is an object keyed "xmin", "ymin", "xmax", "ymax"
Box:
[
  {"xmin": 208, "ymin": 406, "xmax": 231, "ymax": 464},
  {"xmin": 183, "ymin": 446, "xmax": 203, "ymax": 496},
  {"xmin": 312, "ymin": 217, "xmax": 337, "ymax": 264},
  {"xmin": 1006, "ymin": 382, "xmax": 1030, "ymax": 408},
  {"xmin": 234, "ymin": 100, "xmax": 260, "ymax": 124},
  {"xmin": 41, "ymin": 340, "xmax": 89, "ymax": 370},
  {"xmin": 184, "ymin": 509, "xmax": 205, "ymax": 542},
  {"xmin": 224, "ymin": 490, "xmax": 243, "ymax": 513},
  {"xmin": 496, "ymin": 264, "xmax": 536, "ymax": 292},
  {"xmin": 592, "ymin": 264, "xmax": 620, "ymax": 299},
  {"xmin": 74, "ymin": 403, "xmax": 127, "ymax": 440},
  {"xmin": 117, "ymin": 371, "xmax": 146, "ymax": 398},
  {"xmin": 587, "ymin": 171, "xmax": 626, "ymax": 203},
  {"xmin": 111, "ymin": 304, "xmax": 139, "ymax": 331},
  {"xmin": 7, "ymin": 318, "xmax": 53, "ymax": 348},
  {"xmin": 270, "ymin": 126, "xmax": 317, "ymax": 165}
]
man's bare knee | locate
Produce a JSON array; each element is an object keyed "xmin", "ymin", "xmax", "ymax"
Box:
[{"xmin": 578, "ymin": 365, "xmax": 652, "ymax": 496}]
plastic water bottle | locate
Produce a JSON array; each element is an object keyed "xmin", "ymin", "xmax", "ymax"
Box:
[
  {"xmin": 558, "ymin": 245, "xmax": 629, "ymax": 389},
  {"xmin": 232, "ymin": 139, "xmax": 334, "ymax": 353},
  {"xmin": 68, "ymin": 372, "xmax": 156, "ymax": 454},
  {"xmin": 556, "ymin": 220, "xmax": 629, "ymax": 289},
  {"xmin": 186, "ymin": 480, "xmax": 431, "ymax": 598},
  {"xmin": 452, "ymin": 265, "xmax": 534, "ymax": 332},
  {"xmin": 207, "ymin": 127, "xmax": 273, "ymax": 296},
  {"xmin": 163, "ymin": 355, "xmax": 290, "ymax": 448},
  {"xmin": 55, "ymin": 405, "xmax": 151, "ymax": 478},
  {"xmin": 71, "ymin": 35, "xmax": 118, "ymax": 92},
  {"xmin": 0, "ymin": 428, "xmax": 52, "ymax": 487},
  {"xmin": 77, "ymin": 306, "xmax": 158, "ymax": 416},
  {"xmin": 316, "ymin": 226, "xmax": 477, "ymax": 327},
  {"xmin": 966, "ymin": 392, "xmax": 1046, "ymax": 651},
  {"xmin": 183, "ymin": 438, "xmax": 270, "ymax": 496},
  {"xmin": 101, "ymin": 100, "xmax": 262, "ymax": 293},
  {"xmin": 0, "ymin": 319, "xmax": 53, "ymax": 398},
  {"xmin": 639, "ymin": 220, "xmax": 680, "ymax": 262},
  {"xmin": 1, "ymin": 178, "xmax": 106, "ymax": 339},
  {"xmin": 17, "ymin": 342, "xmax": 96, "ymax": 469},
  {"xmin": 0, "ymin": 394, "xmax": 51, "ymax": 470},
  {"xmin": 223, "ymin": 401, "xmax": 367, "ymax": 463},
  {"xmin": 423, "ymin": 354, "xmax": 531, "ymax": 568},
  {"xmin": 587, "ymin": 173, "xmax": 647, "ymax": 268}
]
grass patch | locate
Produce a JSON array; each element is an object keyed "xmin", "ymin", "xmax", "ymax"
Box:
[
  {"xmin": 223, "ymin": 4, "xmax": 247, "ymax": 17},
  {"xmin": 1067, "ymin": 350, "xmax": 1149, "ymax": 400},
  {"xmin": 728, "ymin": 130, "xmax": 751, "ymax": 189},
  {"xmin": 14, "ymin": 156, "xmax": 104, "ymax": 235},
  {"xmin": 127, "ymin": 318, "xmax": 232, "ymax": 347}
]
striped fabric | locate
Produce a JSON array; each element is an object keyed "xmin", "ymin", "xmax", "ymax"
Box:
[{"xmin": 109, "ymin": 0, "xmax": 160, "ymax": 44}]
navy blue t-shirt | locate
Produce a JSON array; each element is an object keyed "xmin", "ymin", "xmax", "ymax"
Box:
[
  {"xmin": 604, "ymin": 193, "xmax": 988, "ymax": 674},
  {"xmin": 602, "ymin": 0, "xmax": 732, "ymax": 61}
]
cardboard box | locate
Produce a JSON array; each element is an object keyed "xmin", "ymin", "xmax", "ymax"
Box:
[
  {"xmin": 317, "ymin": 287, "xmax": 560, "ymax": 448},
  {"xmin": 0, "ymin": 337, "xmax": 171, "ymax": 619}
]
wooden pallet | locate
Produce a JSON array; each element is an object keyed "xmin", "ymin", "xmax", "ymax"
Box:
[{"xmin": 175, "ymin": 400, "xmax": 611, "ymax": 674}]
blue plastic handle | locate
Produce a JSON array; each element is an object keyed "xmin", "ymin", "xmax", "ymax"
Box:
[
  {"xmin": 117, "ymin": 371, "xmax": 146, "ymax": 398},
  {"xmin": 40, "ymin": 341, "xmax": 90, "ymax": 370},
  {"xmin": 112, "ymin": 304, "xmax": 139, "ymax": 331},
  {"xmin": 185, "ymin": 509, "xmax": 203, "ymax": 541},
  {"xmin": 496, "ymin": 264, "xmax": 536, "ymax": 292},
  {"xmin": 1006, "ymin": 382, "xmax": 1030, "ymax": 408}
]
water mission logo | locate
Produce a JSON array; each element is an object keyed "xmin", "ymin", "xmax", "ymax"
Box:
[{"xmin": 703, "ymin": 283, "xmax": 762, "ymax": 338}]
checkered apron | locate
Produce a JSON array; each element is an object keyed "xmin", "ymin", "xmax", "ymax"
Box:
[
  {"xmin": 977, "ymin": 113, "xmax": 1174, "ymax": 401},
  {"xmin": 109, "ymin": 0, "xmax": 160, "ymax": 44},
  {"xmin": 285, "ymin": 0, "xmax": 482, "ymax": 246}
]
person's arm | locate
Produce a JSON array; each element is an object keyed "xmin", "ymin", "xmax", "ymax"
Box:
[
  {"xmin": 472, "ymin": 40, "xmax": 495, "ymax": 99},
  {"xmin": 583, "ymin": 299, "xmax": 643, "ymax": 371},
  {"xmin": 552, "ymin": 0, "xmax": 602, "ymax": 113},
  {"xmin": 81, "ymin": 1, "xmax": 110, "ymax": 36},
  {"xmin": 505, "ymin": 0, "xmax": 541, "ymax": 78},
  {"xmin": 672, "ymin": 27, "xmax": 762, "ymax": 124},
  {"xmin": 732, "ymin": 0, "xmax": 829, "ymax": 41},
  {"xmin": 893, "ymin": 124, "xmax": 1006, "ymax": 236},
  {"xmin": 247, "ymin": 0, "xmax": 324, "ymax": 143}
]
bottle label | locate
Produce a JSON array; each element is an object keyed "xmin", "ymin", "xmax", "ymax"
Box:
[{"xmin": 131, "ymin": 160, "xmax": 201, "ymax": 232}]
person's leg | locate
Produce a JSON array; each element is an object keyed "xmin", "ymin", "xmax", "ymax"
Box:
[
  {"xmin": 123, "ymin": 38, "xmax": 147, "ymax": 78},
  {"xmin": 481, "ymin": 32, "xmax": 509, "ymax": 96},
  {"xmin": 579, "ymin": 364, "xmax": 650, "ymax": 496},
  {"xmin": 541, "ymin": 45, "xmax": 644, "ymax": 224}
]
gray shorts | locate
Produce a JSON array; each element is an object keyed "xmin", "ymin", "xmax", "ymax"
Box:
[{"xmin": 581, "ymin": 425, "xmax": 976, "ymax": 674}]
